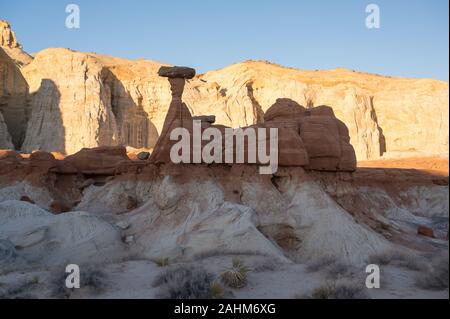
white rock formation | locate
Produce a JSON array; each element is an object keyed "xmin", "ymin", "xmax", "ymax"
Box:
[
  {"xmin": 0, "ymin": 200, "xmax": 125, "ymax": 267},
  {"xmin": 71, "ymin": 169, "xmax": 390, "ymax": 265}
]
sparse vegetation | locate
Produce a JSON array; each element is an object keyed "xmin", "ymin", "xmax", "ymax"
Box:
[
  {"xmin": 305, "ymin": 256, "xmax": 354, "ymax": 278},
  {"xmin": 51, "ymin": 265, "xmax": 107, "ymax": 298},
  {"xmin": 368, "ymin": 249, "xmax": 426, "ymax": 271},
  {"xmin": 193, "ymin": 249, "xmax": 265, "ymax": 260},
  {"xmin": 152, "ymin": 264, "xmax": 217, "ymax": 299},
  {"xmin": 220, "ymin": 258, "xmax": 250, "ymax": 289},
  {"xmin": 306, "ymin": 256, "xmax": 335, "ymax": 272},
  {"xmin": 310, "ymin": 280, "xmax": 369, "ymax": 299},
  {"xmin": 251, "ymin": 259, "xmax": 279, "ymax": 272},
  {"xmin": 415, "ymin": 256, "xmax": 449, "ymax": 290},
  {"xmin": 153, "ymin": 257, "xmax": 170, "ymax": 267},
  {"xmin": 209, "ymin": 281, "xmax": 226, "ymax": 299},
  {"xmin": 0, "ymin": 276, "xmax": 39, "ymax": 299}
]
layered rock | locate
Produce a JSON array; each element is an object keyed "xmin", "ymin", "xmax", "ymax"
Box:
[
  {"xmin": 21, "ymin": 48, "xmax": 165, "ymax": 154},
  {"xmin": 58, "ymin": 146, "xmax": 129, "ymax": 175},
  {"xmin": 0, "ymin": 22, "xmax": 446, "ymax": 161},
  {"xmin": 0, "ymin": 200, "xmax": 125, "ymax": 267},
  {"xmin": 21, "ymin": 49, "xmax": 120, "ymax": 154},
  {"xmin": 150, "ymin": 67, "xmax": 356, "ymax": 171},
  {"xmin": 0, "ymin": 20, "xmax": 32, "ymax": 66},
  {"xmin": 0, "ymin": 47, "xmax": 29, "ymax": 148},
  {"xmin": 20, "ymin": 53, "xmax": 448, "ymax": 160},
  {"xmin": 0, "ymin": 111, "xmax": 13, "ymax": 149}
]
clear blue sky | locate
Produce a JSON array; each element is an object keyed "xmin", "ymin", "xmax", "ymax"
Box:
[{"xmin": 1, "ymin": 0, "xmax": 448, "ymax": 80}]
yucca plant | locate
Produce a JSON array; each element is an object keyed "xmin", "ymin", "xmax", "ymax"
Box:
[{"xmin": 219, "ymin": 258, "xmax": 250, "ymax": 289}]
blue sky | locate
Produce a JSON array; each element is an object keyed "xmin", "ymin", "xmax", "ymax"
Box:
[{"xmin": 1, "ymin": 0, "xmax": 448, "ymax": 80}]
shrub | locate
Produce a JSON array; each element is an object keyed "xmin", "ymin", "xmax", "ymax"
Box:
[
  {"xmin": 368, "ymin": 249, "xmax": 425, "ymax": 271},
  {"xmin": 415, "ymin": 256, "xmax": 449, "ymax": 290},
  {"xmin": 0, "ymin": 276, "xmax": 39, "ymax": 299},
  {"xmin": 305, "ymin": 256, "xmax": 335, "ymax": 272},
  {"xmin": 310, "ymin": 280, "xmax": 369, "ymax": 299},
  {"xmin": 153, "ymin": 264, "xmax": 215, "ymax": 299},
  {"xmin": 220, "ymin": 258, "xmax": 250, "ymax": 289},
  {"xmin": 306, "ymin": 256, "xmax": 354, "ymax": 278}
]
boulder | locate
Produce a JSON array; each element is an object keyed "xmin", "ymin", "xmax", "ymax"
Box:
[
  {"xmin": 29, "ymin": 151, "xmax": 57, "ymax": 172},
  {"xmin": 158, "ymin": 66, "xmax": 196, "ymax": 79},
  {"xmin": 49, "ymin": 200, "xmax": 71, "ymax": 214},
  {"xmin": 58, "ymin": 146, "xmax": 129, "ymax": 175},
  {"xmin": 19, "ymin": 195, "xmax": 34, "ymax": 204},
  {"xmin": 137, "ymin": 151, "xmax": 150, "ymax": 160},
  {"xmin": 193, "ymin": 115, "xmax": 216, "ymax": 124},
  {"xmin": 417, "ymin": 225, "xmax": 435, "ymax": 238},
  {"xmin": 0, "ymin": 200, "xmax": 125, "ymax": 266}
]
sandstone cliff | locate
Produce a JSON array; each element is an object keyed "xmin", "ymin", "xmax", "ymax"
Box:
[
  {"xmin": 0, "ymin": 47, "xmax": 29, "ymax": 148},
  {"xmin": 0, "ymin": 20, "xmax": 32, "ymax": 66},
  {"xmin": 17, "ymin": 50, "xmax": 448, "ymax": 159},
  {"xmin": 0, "ymin": 22, "xmax": 447, "ymax": 160},
  {"xmin": 0, "ymin": 111, "xmax": 13, "ymax": 149}
]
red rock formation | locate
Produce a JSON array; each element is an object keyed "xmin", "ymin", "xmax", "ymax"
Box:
[
  {"xmin": 150, "ymin": 69, "xmax": 356, "ymax": 172},
  {"xmin": 57, "ymin": 146, "xmax": 129, "ymax": 175}
]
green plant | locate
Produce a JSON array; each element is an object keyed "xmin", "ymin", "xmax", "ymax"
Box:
[
  {"xmin": 209, "ymin": 281, "xmax": 225, "ymax": 299},
  {"xmin": 153, "ymin": 257, "xmax": 170, "ymax": 267},
  {"xmin": 220, "ymin": 258, "xmax": 250, "ymax": 289}
]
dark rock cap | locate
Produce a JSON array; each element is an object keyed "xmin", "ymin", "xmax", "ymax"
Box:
[
  {"xmin": 193, "ymin": 115, "xmax": 216, "ymax": 124},
  {"xmin": 158, "ymin": 66, "xmax": 196, "ymax": 79}
]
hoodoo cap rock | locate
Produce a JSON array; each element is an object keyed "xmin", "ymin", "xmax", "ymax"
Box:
[{"xmin": 158, "ymin": 66, "xmax": 196, "ymax": 79}]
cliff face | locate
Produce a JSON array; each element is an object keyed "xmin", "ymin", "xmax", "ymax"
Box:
[
  {"xmin": 0, "ymin": 47, "xmax": 29, "ymax": 148},
  {"xmin": 0, "ymin": 111, "xmax": 13, "ymax": 149},
  {"xmin": 0, "ymin": 21, "xmax": 32, "ymax": 149},
  {"xmin": 20, "ymin": 49, "xmax": 120, "ymax": 154},
  {"xmin": 0, "ymin": 20, "xmax": 32, "ymax": 66},
  {"xmin": 0, "ymin": 21, "xmax": 447, "ymax": 159},
  {"xmin": 17, "ymin": 50, "xmax": 448, "ymax": 159}
]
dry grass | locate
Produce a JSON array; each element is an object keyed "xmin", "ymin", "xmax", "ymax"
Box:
[
  {"xmin": 368, "ymin": 249, "xmax": 426, "ymax": 271},
  {"xmin": 415, "ymin": 256, "xmax": 449, "ymax": 290},
  {"xmin": 0, "ymin": 276, "xmax": 39, "ymax": 299},
  {"xmin": 310, "ymin": 280, "xmax": 369, "ymax": 299},
  {"xmin": 306, "ymin": 256, "xmax": 355, "ymax": 278},
  {"xmin": 153, "ymin": 264, "xmax": 217, "ymax": 299}
]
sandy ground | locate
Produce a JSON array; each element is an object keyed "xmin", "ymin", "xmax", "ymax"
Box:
[
  {"xmin": 358, "ymin": 157, "xmax": 449, "ymax": 177},
  {"xmin": 1, "ymin": 255, "xmax": 448, "ymax": 299}
]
